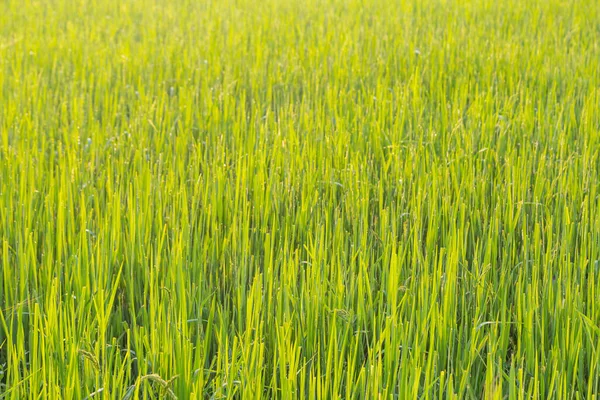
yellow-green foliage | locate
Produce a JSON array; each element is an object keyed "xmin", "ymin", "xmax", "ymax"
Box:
[{"xmin": 1, "ymin": 0, "xmax": 599, "ymax": 398}]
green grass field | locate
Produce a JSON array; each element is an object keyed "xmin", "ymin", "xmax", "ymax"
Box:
[{"xmin": 1, "ymin": 0, "xmax": 600, "ymax": 398}]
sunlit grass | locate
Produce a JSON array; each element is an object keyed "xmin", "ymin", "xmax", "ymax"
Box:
[{"xmin": 1, "ymin": 0, "xmax": 600, "ymax": 398}]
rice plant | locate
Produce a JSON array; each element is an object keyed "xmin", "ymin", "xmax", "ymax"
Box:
[{"xmin": 1, "ymin": 0, "xmax": 599, "ymax": 398}]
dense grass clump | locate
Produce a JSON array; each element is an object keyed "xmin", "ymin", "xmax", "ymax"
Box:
[{"xmin": 1, "ymin": 0, "xmax": 600, "ymax": 398}]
